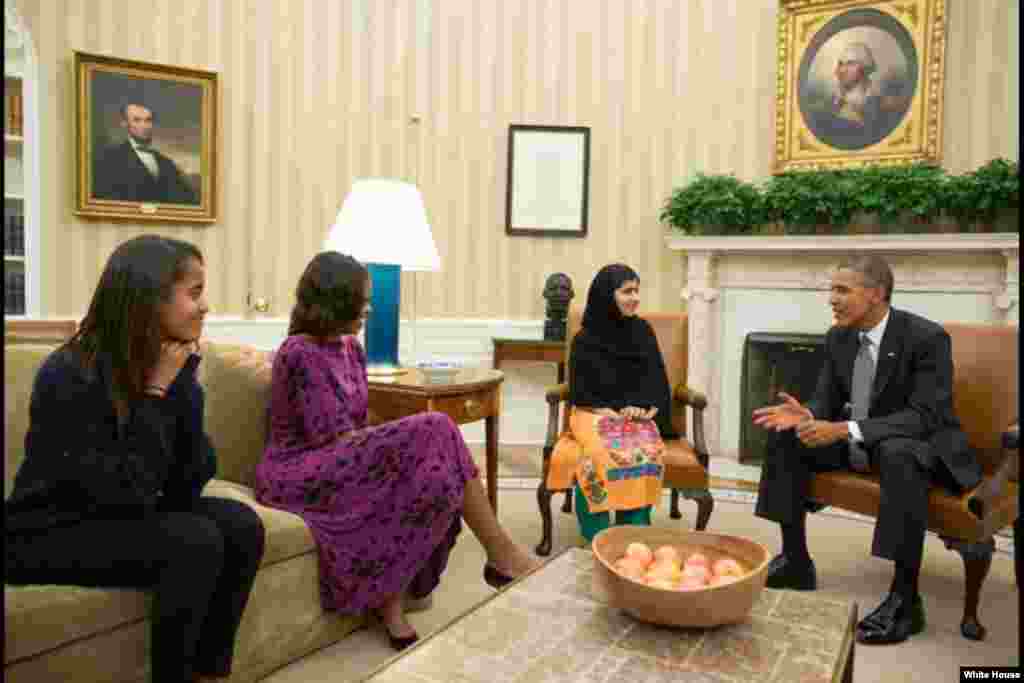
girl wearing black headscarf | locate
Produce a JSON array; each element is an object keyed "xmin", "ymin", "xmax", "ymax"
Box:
[{"xmin": 545, "ymin": 264, "xmax": 673, "ymax": 542}]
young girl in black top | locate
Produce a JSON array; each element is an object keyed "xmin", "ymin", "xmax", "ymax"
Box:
[{"xmin": 6, "ymin": 235, "xmax": 265, "ymax": 682}]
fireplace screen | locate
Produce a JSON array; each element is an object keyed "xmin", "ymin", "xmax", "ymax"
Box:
[{"xmin": 739, "ymin": 332, "xmax": 826, "ymax": 464}]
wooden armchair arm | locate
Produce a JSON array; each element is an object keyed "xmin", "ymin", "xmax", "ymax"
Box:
[
  {"xmin": 672, "ymin": 382, "xmax": 710, "ymax": 469},
  {"xmin": 1003, "ymin": 422, "xmax": 1019, "ymax": 449},
  {"xmin": 545, "ymin": 383, "xmax": 568, "ymax": 404},
  {"xmin": 966, "ymin": 421, "xmax": 1019, "ymax": 520},
  {"xmin": 673, "ymin": 384, "xmax": 707, "ymax": 409},
  {"xmin": 543, "ymin": 383, "xmax": 569, "ymax": 450}
]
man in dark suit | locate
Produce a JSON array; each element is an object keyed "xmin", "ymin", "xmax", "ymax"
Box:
[
  {"xmin": 93, "ymin": 102, "xmax": 199, "ymax": 205},
  {"xmin": 752, "ymin": 254, "xmax": 982, "ymax": 645}
]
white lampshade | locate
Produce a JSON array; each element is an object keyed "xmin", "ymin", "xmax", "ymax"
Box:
[{"xmin": 324, "ymin": 179, "xmax": 441, "ymax": 271}]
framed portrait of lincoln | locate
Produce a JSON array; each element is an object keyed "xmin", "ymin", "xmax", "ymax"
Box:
[
  {"xmin": 773, "ymin": 0, "xmax": 946, "ymax": 172},
  {"xmin": 74, "ymin": 51, "xmax": 218, "ymax": 223}
]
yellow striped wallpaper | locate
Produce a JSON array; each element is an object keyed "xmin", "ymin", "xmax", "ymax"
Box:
[{"xmin": 12, "ymin": 0, "xmax": 1019, "ymax": 319}]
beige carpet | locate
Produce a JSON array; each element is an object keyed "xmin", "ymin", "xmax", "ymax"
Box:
[{"xmin": 262, "ymin": 476, "xmax": 1018, "ymax": 683}]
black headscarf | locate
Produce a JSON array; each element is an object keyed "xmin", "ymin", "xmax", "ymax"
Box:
[{"xmin": 569, "ymin": 264, "xmax": 675, "ymax": 438}]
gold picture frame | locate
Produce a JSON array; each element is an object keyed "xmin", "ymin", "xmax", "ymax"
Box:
[
  {"xmin": 773, "ymin": 0, "xmax": 946, "ymax": 172},
  {"xmin": 74, "ymin": 51, "xmax": 218, "ymax": 223}
]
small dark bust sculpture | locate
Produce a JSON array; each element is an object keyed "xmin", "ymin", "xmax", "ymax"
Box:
[{"xmin": 542, "ymin": 272, "xmax": 575, "ymax": 341}]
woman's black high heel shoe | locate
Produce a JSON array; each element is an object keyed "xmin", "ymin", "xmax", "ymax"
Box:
[
  {"xmin": 387, "ymin": 631, "xmax": 419, "ymax": 652},
  {"xmin": 483, "ymin": 564, "xmax": 517, "ymax": 590},
  {"xmin": 371, "ymin": 609, "xmax": 420, "ymax": 651}
]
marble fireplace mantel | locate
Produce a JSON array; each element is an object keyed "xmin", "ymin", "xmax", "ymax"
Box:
[{"xmin": 665, "ymin": 233, "xmax": 1019, "ymax": 461}]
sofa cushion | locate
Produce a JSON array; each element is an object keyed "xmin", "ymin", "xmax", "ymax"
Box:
[
  {"xmin": 196, "ymin": 341, "xmax": 275, "ymax": 489},
  {"xmin": 4, "ymin": 582, "xmax": 149, "ymax": 665},
  {"xmin": 4, "ymin": 345, "xmax": 54, "ymax": 500},
  {"xmin": 5, "ymin": 481, "xmax": 315, "ymax": 667},
  {"xmin": 203, "ymin": 480, "xmax": 316, "ymax": 566}
]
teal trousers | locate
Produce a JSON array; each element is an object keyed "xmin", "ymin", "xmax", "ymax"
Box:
[{"xmin": 575, "ymin": 484, "xmax": 652, "ymax": 543}]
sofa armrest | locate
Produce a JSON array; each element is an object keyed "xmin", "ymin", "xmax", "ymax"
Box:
[
  {"xmin": 673, "ymin": 383, "xmax": 710, "ymax": 470},
  {"xmin": 965, "ymin": 422, "xmax": 1019, "ymax": 520}
]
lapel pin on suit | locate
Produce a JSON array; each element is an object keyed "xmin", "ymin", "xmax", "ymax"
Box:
[{"xmin": 887, "ymin": 352, "xmax": 895, "ymax": 357}]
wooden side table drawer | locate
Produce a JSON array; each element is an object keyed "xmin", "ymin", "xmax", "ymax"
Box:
[
  {"xmin": 433, "ymin": 392, "xmax": 497, "ymax": 424},
  {"xmin": 370, "ymin": 393, "xmax": 426, "ymax": 424}
]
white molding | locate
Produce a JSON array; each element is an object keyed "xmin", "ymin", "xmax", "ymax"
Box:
[
  {"xmin": 200, "ymin": 317, "xmax": 290, "ymax": 350},
  {"xmin": 667, "ymin": 233, "xmax": 1019, "ymax": 253},
  {"xmin": 714, "ymin": 251, "xmax": 1007, "ymax": 293},
  {"xmin": 5, "ymin": 5, "xmax": 40, "ymax": 317},
  {"xmin": 996, "ymin": 248, "xmax": 1020, "ymax": 315},
  {"xmin": 203, "ymin": 317, "xmax": 546, "ymax": 358}
]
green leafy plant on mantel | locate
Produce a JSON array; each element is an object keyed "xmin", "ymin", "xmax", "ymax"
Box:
[
  {"xmin": 658, "ymin": 173, "xmax": 765, "ymax": 235},
  {"xmin": 761, "ymin": 169, "xmax": 860, "ymax": 233},
  {"xmin": 662, "ymin": 158, "xmax": 1019, "ymax": 236},
  {"xmin": 945, "ymin": 158, "xmax": 1020, "ymax": 229},
  {"xmin": 851, "ymin": 163, "xmax": 948, "ymax": 228}
]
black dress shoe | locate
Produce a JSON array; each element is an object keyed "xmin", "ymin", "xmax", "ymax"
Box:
[
  {"xmin": 764, "ymin": 553, "xmax": 817, "ymax": 591},
  {"xmin": 856, "ymin": 593, "xmax": 925, "ymax": 645},
  {"xmin": 484, "ymin": 564, "xmax": 516, "ymax": 590}
]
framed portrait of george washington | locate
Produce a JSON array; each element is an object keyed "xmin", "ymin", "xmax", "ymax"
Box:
[
  {"xmin": 773, "ymin": 0, "xmax": 946, "ymax": 172},
  {"xmin": 74, "ymin": 51, "xmax": 218, "ymax": 223}
]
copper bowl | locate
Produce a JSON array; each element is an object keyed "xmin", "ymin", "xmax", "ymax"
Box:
[{"xmin": 591, "ymin": 525, "xmax": 771, "ymax": 628}]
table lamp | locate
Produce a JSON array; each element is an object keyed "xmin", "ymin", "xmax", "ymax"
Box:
[{"xmin": 324, "ymin": 179, "xmax": 441, "ymax": 375}]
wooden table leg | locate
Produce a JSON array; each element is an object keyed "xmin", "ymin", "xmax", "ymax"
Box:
[{"xmin": 485, "ymin": 413, "xmax": 499, "ymax": 514}]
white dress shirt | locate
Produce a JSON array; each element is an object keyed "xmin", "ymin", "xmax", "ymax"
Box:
[
  {"xmin": 130, "ymin": 138, "xmax": 160, "ymax": 179},
  {"xmin": 847, "ymin": 309, "xmax": 889, "ymax": 442}
]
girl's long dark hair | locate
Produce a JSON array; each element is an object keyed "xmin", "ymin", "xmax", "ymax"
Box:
[
  {"xmin": 63, "ymin": 235, "xmax": 203, "ymax": 406},
  {"xmin": 288, "ymin": 251, "xmax": 369, "ymax": 339}
]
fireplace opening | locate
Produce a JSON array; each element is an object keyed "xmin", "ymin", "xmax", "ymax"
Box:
[{"xmin": 739, "ymin": 332, "xmax": 827, "ymax": 465}]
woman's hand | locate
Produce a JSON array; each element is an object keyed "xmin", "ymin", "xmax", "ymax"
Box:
[
  {"xmin": 593, "ymin": 408, "xmax": 620, "ymax": 418},
  {"xmin": 148, "ymin": 341, "xmax": 194, "ymax": 392},
  {"xmin": 620, "ymin": 406, "xmax": 657, "ymax": 421}
]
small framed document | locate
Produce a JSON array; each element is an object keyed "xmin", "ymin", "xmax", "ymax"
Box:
[{"xmin": 505, "ymin": 124, "xmax": 590, "ymax": 238}]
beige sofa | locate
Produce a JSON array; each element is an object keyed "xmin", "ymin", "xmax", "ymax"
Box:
[{"xmin": 4, "ymin": 339, "xmax": 363, "ymax": 682}]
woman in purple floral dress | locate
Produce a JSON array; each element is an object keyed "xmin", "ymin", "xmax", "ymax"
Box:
[{"xmin": 255, "ymin": 252, "xmax": 539, "ymax": 650}]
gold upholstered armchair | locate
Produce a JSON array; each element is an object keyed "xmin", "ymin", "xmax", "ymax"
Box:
[{"xmin": 535, "ymin": 309, "xmax": 713, "ymax": 556}]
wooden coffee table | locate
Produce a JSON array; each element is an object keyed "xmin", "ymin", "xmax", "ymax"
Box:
[
  {"xmin": 367, "ymin": 368, "xmax": 504, "ymax": 513},
  {"xmin": 360, "ymin": 548, "xmax": 857, "ymax": 683}
]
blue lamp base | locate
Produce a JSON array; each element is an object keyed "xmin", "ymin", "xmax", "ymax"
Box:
[{"xmin": 364, "ymin": 263, "xmax": 407, "ymax": 375}]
